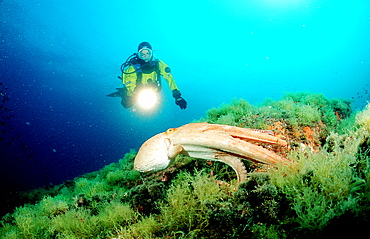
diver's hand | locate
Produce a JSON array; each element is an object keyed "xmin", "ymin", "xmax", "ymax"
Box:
[
  {"xmin": 172, "ymin": 89, "xmax": 187, "ymax": 109},
  {"xmin": 175, "ymin": 97, "xmax": 187, "ymax": 109}
]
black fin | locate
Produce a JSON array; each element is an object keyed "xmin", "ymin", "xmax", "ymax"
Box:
[{"xmin": 107, "ymin": 88, "xmax": 126, "ymax": 97}]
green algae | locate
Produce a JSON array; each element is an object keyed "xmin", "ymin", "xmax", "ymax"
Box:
[{"xmin": 1, "ymin": 92, "xmax": 369, "ymax": 238}]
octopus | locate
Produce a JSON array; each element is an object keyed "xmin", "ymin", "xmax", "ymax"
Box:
[{"xmin": 134, "ymin": 123, "xmax": 292, "ymax": 183}]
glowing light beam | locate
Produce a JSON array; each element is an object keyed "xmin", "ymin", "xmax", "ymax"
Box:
[{"xmin": 136, "ymin": 88, "xmax": 159, "ymax": 111}]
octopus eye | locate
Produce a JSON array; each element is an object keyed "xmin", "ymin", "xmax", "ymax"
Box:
[{"xmin": 166, "ymin": 128, "xmax": 176, "ymax": 133}]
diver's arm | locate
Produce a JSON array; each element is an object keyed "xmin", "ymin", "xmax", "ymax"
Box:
[
  {"xmin": 158, "ymin": 59, "xmax": 179, "ymax": 91},
  {"xmin": 158, "ymin": 59, "xmax": 187, "ymax": 109},
  {"xmin": 123, "ymin": 66, "xmax": 137, "ymax": 96}
]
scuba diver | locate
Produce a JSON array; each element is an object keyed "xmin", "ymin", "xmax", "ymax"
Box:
[{"xmin": 107, "ymin": 42, "xmax": 187, "ymax": 110}]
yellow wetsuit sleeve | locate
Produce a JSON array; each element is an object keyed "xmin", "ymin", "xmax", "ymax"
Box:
[
  {"xmin": 158, "ymin": 59, "xmax": 180, "ymax": 92},
  {"xmin": 122, "ymin": 66, "xmax": 137, "ymax": 96}
]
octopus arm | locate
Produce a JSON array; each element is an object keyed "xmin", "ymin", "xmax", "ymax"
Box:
[{"xmin": 173, "ymin": 133, "xmax": 291, "ymax": 166}]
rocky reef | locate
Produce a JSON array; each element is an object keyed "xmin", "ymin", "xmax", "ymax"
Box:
[{"xmin": 1, "ymin": 92, "xmax": 369, "ymax": 238}]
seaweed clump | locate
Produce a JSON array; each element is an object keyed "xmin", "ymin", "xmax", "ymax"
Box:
[
  {"xmin": 200, "ymin": 92, "xmax": 354, "ymax": 152},
  {"xmin": 0, "ymin": 92, "xmax": 369, "ymax": 239}
]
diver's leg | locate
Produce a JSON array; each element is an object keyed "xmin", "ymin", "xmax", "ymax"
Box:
[
  {"xmin": 121, "ymin": 96, "xmax": 133, "ymax": 108},
  {"xmin": 117, "ymin": 87, "xmax": 134, "ymax": 108},
  {"xmin": 107, "ymin": 87, "xmax": 133, "ymax": 108}
]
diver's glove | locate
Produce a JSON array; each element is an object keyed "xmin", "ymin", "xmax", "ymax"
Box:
[{"xmin": 172, "ymin": 89, "xmax": 187, "ymax": 110}]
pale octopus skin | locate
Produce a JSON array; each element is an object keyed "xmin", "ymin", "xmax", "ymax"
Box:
[{"xmin": 134, "ymin": 123, "xmax": 292, "ymax": 183}]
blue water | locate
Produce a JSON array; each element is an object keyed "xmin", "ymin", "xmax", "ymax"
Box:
[{"xmin": 1, "ymin": 0, "xmax": 370, "ymax": 193}]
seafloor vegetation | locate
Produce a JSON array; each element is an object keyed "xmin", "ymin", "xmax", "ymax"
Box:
[{"xmin": 1, "ymin": 92, "xmax": 369, "ymax": 238}]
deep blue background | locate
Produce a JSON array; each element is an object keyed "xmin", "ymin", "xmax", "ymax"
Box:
[{"xmin": 1, "ymin": 0, "xmax": 370, "ymax": 193}]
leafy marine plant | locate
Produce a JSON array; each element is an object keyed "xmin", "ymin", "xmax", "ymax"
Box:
[
  {"xmin": 280, "ymin": 92, "xmax": 352, "ymax": 128},
  {"xmin": 0, "ymin": 150, "xmax": 143, "ymax": 238},
  {"xmin": 267, "ymin": 109, "xmax": 369, "ymax": 236},
  {"xmin": 7, "ymin": 205, "xmax": 49, "ymax": 239},
  {"xmin": 200, "ymin": 98, "xmax": 258, "ymax": 127},
  {"xmin": 98, "ymin": 149, "xmax": 140, "ymax": 187},
  {"xmin": 200, "ymin": 92, "xmax": 352, "ymax": 152},
  {"xmin": 356, "ymin": 102, "xmax": 370, "ymax": 133},
  {"xmin": 159, "ymin": 170, "xmax": 230, "ymax": 234},
  {"xmin": 114, "ymin": 215, "xmax": 161, "ymax": 239}
]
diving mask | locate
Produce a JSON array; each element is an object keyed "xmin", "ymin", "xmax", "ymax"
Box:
[{"xmin": 138, "ymin": 47, "xmax": 153, "ymax": 62}]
